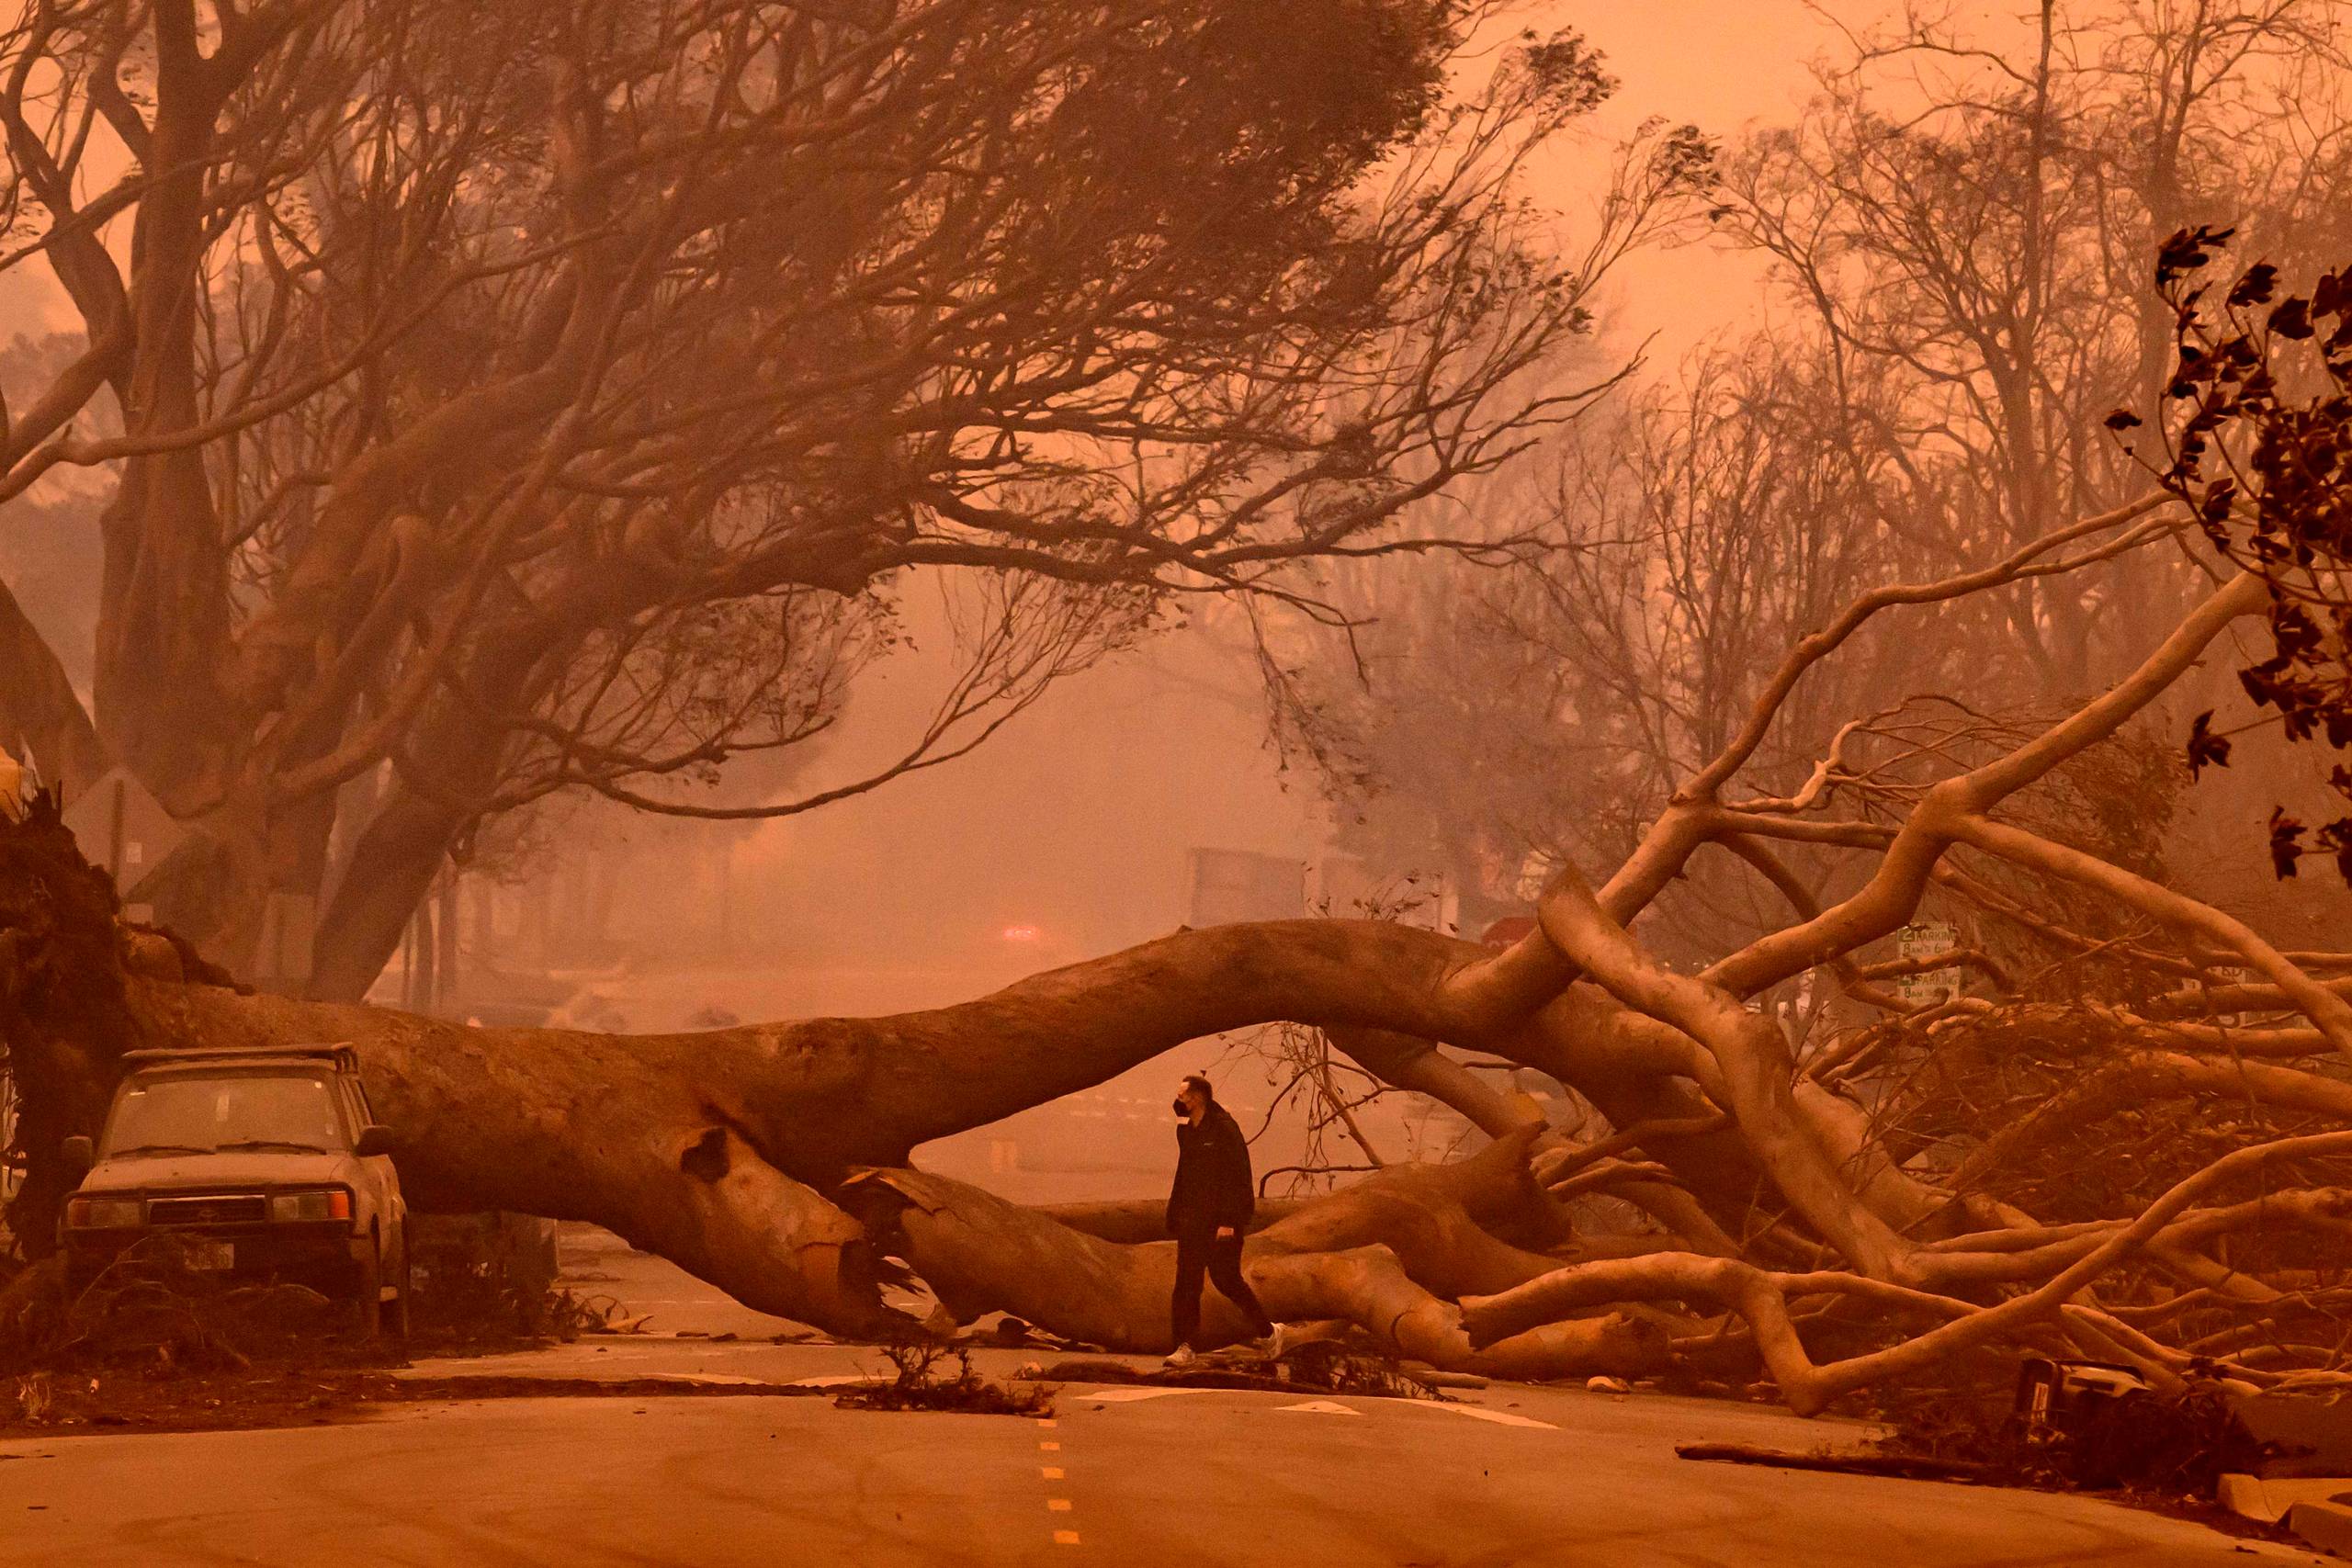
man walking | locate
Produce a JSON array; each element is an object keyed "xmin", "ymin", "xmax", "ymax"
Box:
[{"xmin": 1164, "ymin": 1073, "xmax": 1277, "ymax": 1368}]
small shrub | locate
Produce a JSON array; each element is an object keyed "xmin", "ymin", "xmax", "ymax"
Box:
[{"xmin": 837, "ymin": 1341, "xmax": 1055, "ymax": 1416}]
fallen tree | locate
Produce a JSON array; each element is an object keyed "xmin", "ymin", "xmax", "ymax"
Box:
[
  {"xmin": 6, "ymin": 449, "xmax": 2352, "ymax": 1409},
  {"xmin": 0, "ymin": 792, "xmax": 1625, "ymax": 1335}
]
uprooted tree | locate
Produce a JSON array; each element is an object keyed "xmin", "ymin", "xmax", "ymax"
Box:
[{"xmin": 12, "ymin": 462, "xmax": 2352, "ymax": 1412}]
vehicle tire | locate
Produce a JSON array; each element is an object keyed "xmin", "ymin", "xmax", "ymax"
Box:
[{"xmin": 353, "ymin": 1231, "xmax": 383, "ymax": 1340}]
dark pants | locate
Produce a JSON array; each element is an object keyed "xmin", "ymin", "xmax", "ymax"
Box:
[{"xmin": 1170, "ymin": 1227, "xmax": 1273, "ymax": 1349}]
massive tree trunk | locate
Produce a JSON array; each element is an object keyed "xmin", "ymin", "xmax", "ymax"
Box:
[
  {"xmin": 93, "ymin": 0, "xmax": 239, "ymax": 810},
  {"xmin": 0, "ymin": 791, "xmax": 1589, "ymax": 1320},
  {"xmin": 0, "ymin": 793, "xmax": 1792, "ymax": 1371},
  {"xmin": 305, "ymin": 617, "xmax": 578, "ymax": 1001}
]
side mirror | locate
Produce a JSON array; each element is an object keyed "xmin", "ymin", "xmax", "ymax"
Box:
[
  {"xmin": 61, "ymin": 1135, "xmax": 94, "ymax": 1173},
  {"xmin": 354, "ymin": 1125, "xmax": 394, "ymax": 1158}
]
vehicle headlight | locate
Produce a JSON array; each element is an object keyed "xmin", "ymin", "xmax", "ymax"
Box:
[
  {"xmin": 267, "ymin": 1189, "xmax": 353, "ymax": 1224},
  {"xmin": 64, "ymin": 1196, "xmax": 143, "ymax": 1228}
]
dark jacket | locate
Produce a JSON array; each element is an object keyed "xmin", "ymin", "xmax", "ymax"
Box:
[{"xmin": 1166, "ymin": 1101, "xmax": 1256, "ymax": 1237}]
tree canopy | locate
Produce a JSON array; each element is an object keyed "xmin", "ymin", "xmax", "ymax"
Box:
[{"xmin": 0, "ymin": 0, "xmax": 1674, "ymax": 993}]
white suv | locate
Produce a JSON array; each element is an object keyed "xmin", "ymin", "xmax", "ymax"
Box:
[{"xmin": 59, "ymin": 1044, "xmax": 411, "ymax": 1338}]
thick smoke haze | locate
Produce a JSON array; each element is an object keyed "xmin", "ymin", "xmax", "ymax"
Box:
[
  {"xmin": 563, "ymin": 0, "xmax": 1853, "ymax": 1021},
  {"xmin": 7, "ymin": 4, "xmax": 2352, "ymax": 1559}
]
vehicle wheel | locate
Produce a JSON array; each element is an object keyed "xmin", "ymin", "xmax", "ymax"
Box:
[{"xmin": 353, "ymin": 1233, "xmax": 383, "ymax": 1340}]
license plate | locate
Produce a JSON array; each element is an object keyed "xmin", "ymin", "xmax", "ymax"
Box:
[{"xmin": 185, "ymin": 1240, "xmax": 234, "ymax": 1271}]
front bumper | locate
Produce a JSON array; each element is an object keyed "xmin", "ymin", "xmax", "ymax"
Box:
[{"xmin": 62, "ymin": 1223, "xmax": 368, "ymax": 1299}]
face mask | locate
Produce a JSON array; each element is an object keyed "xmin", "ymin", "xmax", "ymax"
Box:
[{"xmin": 1171, "ymin": 1097, "xmax": 1190, "ymax": 1118}]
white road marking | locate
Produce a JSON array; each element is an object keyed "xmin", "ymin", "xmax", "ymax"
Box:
[
  {"xmin": 1039, "ymin": 1439, "xmax": 1060, "ymax": 1451},
  {"xmin": 1047, "ymin": 1499, "xmax": 1074, "ymax": 1513},
  {"xmin": 1052, "ymin": 1530, "xmax": 1081, "ymax": 1546},
  {"xmin": 1040, "ymin": 1466, "xmax": 1065, "ymax": 1480},
  {"xmin": 1425, "ymin": 1402, "xmax": 1558, "ymax": 1430},
  {"xmin": 1276, "ymin": 1400, "xmax": 1361, "ymax": 1416}
]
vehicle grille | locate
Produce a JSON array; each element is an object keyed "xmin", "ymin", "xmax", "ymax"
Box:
[{"xmin": 146, "ymin": 1193, "xmax": 267, "ymax": 1227}]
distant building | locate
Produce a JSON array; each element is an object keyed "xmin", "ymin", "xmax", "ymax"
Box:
[{"xmin": 1185, "ymin": 847, "xmax": 1306, "ymax": 926}]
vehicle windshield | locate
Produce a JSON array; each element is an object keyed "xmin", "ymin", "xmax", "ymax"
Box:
[{"xmin": 100, "ymin": 1074, "xmax": 348, "ymax": 1157}]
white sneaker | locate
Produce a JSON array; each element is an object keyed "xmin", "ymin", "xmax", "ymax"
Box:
[
  {"xmin": 1265, "ymin": 1325, "xmax": 1297, "ymax": 1358},
  {"xmin": 1161, "ymin": 1344, "xmax": 1197, "ymax": 1370}
]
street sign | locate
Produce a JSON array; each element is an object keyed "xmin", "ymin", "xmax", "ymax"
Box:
[
  {"xmin": 59, "ymin": 766, "xmax": 189, "ymax": 889},
  {"xmin": 1895, "ymin": 920, "xmax": 1963, "ymax": 1007}
]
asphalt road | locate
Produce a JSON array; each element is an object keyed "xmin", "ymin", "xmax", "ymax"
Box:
[
  {"xmin": 0, "ymin": 1371, "xmax": 2326, "ymax": 1567},
  {"xmin": 0, "ymin": 1232, "xmax": 2326, "ymax": 1567}
]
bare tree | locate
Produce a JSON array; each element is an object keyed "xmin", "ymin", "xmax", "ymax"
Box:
[
  {"xmin": 1259, "ymin": 0, "xmax": 2352, "ymax": 1092},
  {"xmin": 1261, "ymin": 343, "xmax": 1980, "ymax": 968},
  {"xmin": 1712, "ymin": 0, "xmax": 2347, "ymax": 685}
]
